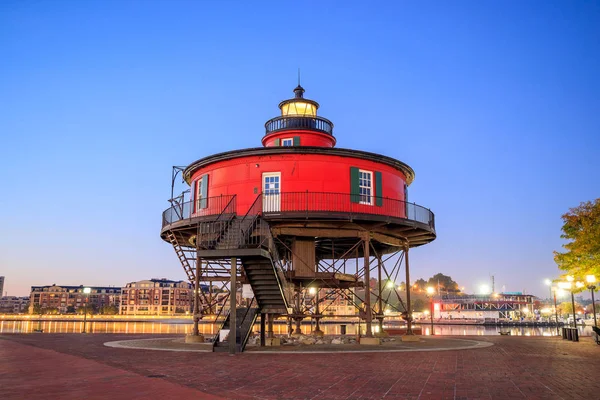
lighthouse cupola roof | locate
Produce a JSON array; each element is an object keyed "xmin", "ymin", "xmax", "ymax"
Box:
[
  {"xmin": 263, "ymin": 85, "xmax": 336, "ymax": 148},
  {"xmin": 278, "ymin": 85, "xmax": 320, "ymax": 117}
]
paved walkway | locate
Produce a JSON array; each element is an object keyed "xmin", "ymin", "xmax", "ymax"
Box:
[
  {"xmin": 103, "ymin": 336, "xmax": 493, "ymax": 353},
  {"xmin": 1, "ymin": 334, "xmax": 599, "ymax": 399}
]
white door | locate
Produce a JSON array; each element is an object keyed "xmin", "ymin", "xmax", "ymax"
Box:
[{"xmin": 262, "ymin": 172, "xmax": 281, "ymax": 212}]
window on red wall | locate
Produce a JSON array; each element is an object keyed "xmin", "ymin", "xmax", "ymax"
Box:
[
  {"xmin": 358, "ymin": 170, "xmax": 373, "ymax": 205},
  {"xmin": 195, "ymin": 174, "xmax": 209, "ymax": 210}
]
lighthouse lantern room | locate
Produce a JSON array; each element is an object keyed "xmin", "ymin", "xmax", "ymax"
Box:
[{"xmin": 161, "ymin": 85, "xmax": 436, "ymax": 352}]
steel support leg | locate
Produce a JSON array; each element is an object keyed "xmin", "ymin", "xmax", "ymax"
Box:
[
  {"xmin": 230, "ymin": 257, "xmax": 237, "ymax": 355},
  {"xmin": 260, "ymin": 313, "xmax": 266, "ymax": 346},
  {"xmin": 405, "ymin": 246, "xmax": 413, "ymax": 335},
  {"xmin": 364, "ymin": 237, "xmax": 373, "ymax": 337}
]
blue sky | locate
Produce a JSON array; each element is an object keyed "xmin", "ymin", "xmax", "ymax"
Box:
[{"xmin": 1, "ymin": 1, "xmax": 598, "ymax": 297}]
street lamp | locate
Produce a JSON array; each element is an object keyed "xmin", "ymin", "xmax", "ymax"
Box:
[
  {"xmin": 426, "ymin": 286, "xmax": 435, "ymax": 335},
  {"xmin": 82, "ymin": 287, "xmax": 91, "ymax": 334},
  {"xmin": 586, "ymin": 275, "xmax": 597, "ymax": 328},
  {"xmin": 559, "ymin": 276, "xmax": 584, "ymax": 332},
  {"xmin": 545, "ymin": 279, "xmax": 560, "ymax": 335}
]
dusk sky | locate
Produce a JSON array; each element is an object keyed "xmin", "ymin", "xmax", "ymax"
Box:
[{"xmin": 1, "ymin": 1, "xmax": 599, "ymax": 298}]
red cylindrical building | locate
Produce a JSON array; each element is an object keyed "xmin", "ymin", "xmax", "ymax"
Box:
[{"xmin": 161, "ymin": 85, "xmax": 436, "ymax": 351}]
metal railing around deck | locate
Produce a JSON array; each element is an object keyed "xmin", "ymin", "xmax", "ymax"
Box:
[
  {"xmin": 161, "ymin": 195, "xmax": 236, "ymax": 228},
  {"xmin": 162, "ymin": 192, "xmax": 434, "ymax": 230},
  {"xmin": 264, "ymin": 115, "xmax": 334, "ymax": 136},
  {"xmin": 261, "ymin": 192, "xmax": 435, "ymax": 229}
]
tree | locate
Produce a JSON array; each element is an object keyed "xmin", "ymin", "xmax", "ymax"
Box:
[
  {"xmin": 31, "ymin": 304, "xmax": 42, "ymax": 315},
  {"xmin": 99, "ymin": 305, "xmax": 118, "ymax": 315},
  {"xmin": 559, "ymin": 301, "xmax": 584, "ymax": 316},
  {"xmin": 413, "ymin": 279, "xmax": 427, "ymax": 292},
  {"xmin": 585, "ymin": 302, "xmax": 599, "ymax": 314},
  {"xmin": 554, "ymin": 198, "xmax": 600, "ymax": 283},
  {"xmin": 412, "ymin": 298, "xmax": 427, "ymax": 313},
  {"xmin": 427, "ymin": 273, "xmax": 459, "ymax": 293},
  {"xmin": 65, "ymin": 306, "xmax": 76, "ymax": 314}
]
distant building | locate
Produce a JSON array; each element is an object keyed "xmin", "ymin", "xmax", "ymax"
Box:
[
  {"xmin": 0, "ymin": 276, "xmax": 4, "ymax": 297},
  {"xmin": 311, "ymin": 288, "xmax": 357, "ymax": 317},
  {"xmin": 29, "ymin": 284, "xmax": 121, "ymax": 314},
  {"xmin": 436, "ymin": 293, "xmax": 536, "ymax": 320},
  {"xmin": 120, "ymin": 278, "xmax": 192, "ymax": 315},
  {"xmin": 0, "ymin": 296, "xmax": 29, "ymax": 313}
]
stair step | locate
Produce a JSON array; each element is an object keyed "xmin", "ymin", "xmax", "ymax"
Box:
[
  {"xmin": 251, "ymin": 280, "xmax": 279, "ymax": 286},
  {"xmin": 252, "ymin": 289, "xmax": 281, "ymax": 294}
]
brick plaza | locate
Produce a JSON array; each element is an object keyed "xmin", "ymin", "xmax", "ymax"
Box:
[{"xmin": 1, "ymin": 334, "xmax": 598, "ymax": 399}]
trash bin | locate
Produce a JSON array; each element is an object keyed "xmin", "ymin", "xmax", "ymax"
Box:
[
  {"xmin": 340, "ymin": 324, "xmax": 347, "ymax": 335},
  {"xmin": 570, "ymin": 328, "xmax": 579, "ymax": 342}
]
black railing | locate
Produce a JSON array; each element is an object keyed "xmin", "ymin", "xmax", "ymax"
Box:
[
  {"xmin": 161, "ymin": 192, "xmax": 434, "ymax": 231},
  {"xmin": 264, "ymin": 116, "xmax": 334, "ymax": 136},
  {"xmin": 161, "ymin": 194, "xmax": 236, "ymax": 228},
  {"xmin": 261, "ymin": 192, "xmax": 435, "ymax": 229}
]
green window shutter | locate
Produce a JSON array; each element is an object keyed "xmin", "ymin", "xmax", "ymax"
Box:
[
  {"xmin": 274, "ymin": 138, "xmax": 280, "ymax": 147},
  {"xmin": 190, "ymin": 180, "xmax": 197, "ymax": 212},
  {"xmin": 375, "ymin": 171, "xmax": 383, "ymax": 206},
  {"xmin": 200, "ymin": 174, "xmax": 209, "ymax": 209},
  {"xmin": 293, "ymin": 136, "xmax": 300, "ymax": 146},
  {"xmin": 350, "ymin": 167, "xmax": 360, "ymax": 203}
]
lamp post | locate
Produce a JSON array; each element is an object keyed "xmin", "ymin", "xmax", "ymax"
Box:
[
  {"xmin": 566, "ymin": 276, "xmax": 577, "ymax": 330},
  {"xmin": 586, "ymin": 275, "xmax": 597, "ymax": 328},
  {"xmin": 426, "ymin": 286, "xmax": 435, "ymax": 335},
  {"xmin": 560, "ymin": 276, "xmax": 583, "ymax": 331},
  {"xmin": 552, "ymin": 287, "xmax": 560, "ymax": 335},
  {"xmin": 544, "ymin": 279, "xmax": 553, "ymax": 321},
  {"xmin": 82, "ymin": 287, "xmax": 91, "ymax": 334}
]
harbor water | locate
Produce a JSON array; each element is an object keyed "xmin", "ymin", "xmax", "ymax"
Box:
[{"xmin": 1, "ymin": 319, "xmax": 596, "ymax": 337}]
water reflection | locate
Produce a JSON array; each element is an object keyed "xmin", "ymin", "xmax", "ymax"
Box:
[{"xmin": 0, "ymin": 320, "xmax": 595, "ymax": 337}]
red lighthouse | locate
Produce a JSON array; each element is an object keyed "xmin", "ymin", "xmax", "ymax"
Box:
[{"xmin": 161, "ymin": 85, "xmax": 436, "ymax": 352}]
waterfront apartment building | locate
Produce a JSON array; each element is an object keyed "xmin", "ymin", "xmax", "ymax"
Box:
[
  {"xmin": 0, "ymin": 276, "xmax": 4, "ymax": 297},
  {"xmin": 29, "ymin": 284, "xmax": 121, "ymax": 314},
  {"xmin": 0, "ymin": 296, "xmax": 29, "ymax": 313},
  {"xmin": 120, "ymin": 278, "xmax": 192, "ymax": 315}
]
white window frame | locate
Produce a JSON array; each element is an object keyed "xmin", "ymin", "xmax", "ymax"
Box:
[
  {"xmin": 262, "ymin": 172, "xmax": 281, "ymax": 212},
  {"xmin": 281, "ymin": 138, "xmax": 293, "ymax": 147},
  {"xmin": 196, "ymin": 176, "xmax": 203, "ymax": 210},
  {"xmin": 358, "ymin": 169, "xmax": 373, "ymax": 205}
]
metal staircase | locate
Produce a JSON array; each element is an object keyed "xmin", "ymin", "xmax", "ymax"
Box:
[
  {"xmin": 242, "ymin": 256, "xmax": 288, "ymax": 314},
  {"xmin": 213, "ymin": 306, "xmax": 259, "ymax": 352},
  {"xmin": 196, "ymin": 195, "xmax": 291, "ymax": 315},
  {"xmin": 165, "ymin": 231, "xmax": 195, "ymax": 282}
]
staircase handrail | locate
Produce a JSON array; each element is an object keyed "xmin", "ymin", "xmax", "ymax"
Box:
[
  {"xmin": 240, "ymin": 297, "xmax": 259, "ymax": 351},
  {"xmin": 262, "ymin": 222, "xmax": 293, "ymax": 310},
  {"xmin": 211, "ymin": 293, "xmax": 230, "ymax": 347},
  {"xmin": 237, "ymin": 194, "xmax": 292, "ymax": 310},
  {"xmin": 197, "ymin": 195, "xmax": 237, "ymax": 249}
]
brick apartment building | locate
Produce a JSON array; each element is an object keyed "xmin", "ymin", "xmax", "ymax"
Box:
[
  {"xmin": 120, "ymin": 278, "xmax": 192, "ymax": 315},
  {"xmin": 29, "ymin": 284, "xmax": 121, "ymax": 314}
]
